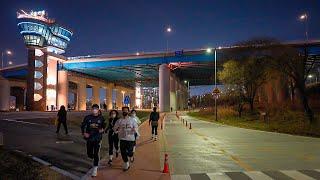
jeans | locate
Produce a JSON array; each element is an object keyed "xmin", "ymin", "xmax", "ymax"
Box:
[
  {"xmin": 108, "ymin": 132, "xmax": 119, "ymax": 155},
  {"xmin": 87, "ymin": 140, "xmax": 101, "ymax": 166},
  {"xmin": 56, "ymin": 121, "xmax": 68, "ymax": 134},
  {"xmin": 152, "ymin": 125, "xmax": 158, "ymax": 136},
  {"xmin": 120, "ymin": 140, "xmax": 135, "ymax": 163}
]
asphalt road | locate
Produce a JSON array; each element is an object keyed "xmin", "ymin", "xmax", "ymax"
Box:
[
  {"xmin": 0, "ymin": 111, "xmax": 108, "ymax": 178},
  {"xmin": 164, "ymin": 113, "xmax": 320, "ymax": 180}
]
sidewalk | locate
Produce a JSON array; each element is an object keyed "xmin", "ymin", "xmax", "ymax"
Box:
[{"xmin": 85, "ymin": 117, "xmax": 170, "ymax": 180}]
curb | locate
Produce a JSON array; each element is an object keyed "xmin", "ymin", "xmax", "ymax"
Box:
[{"xmin": 14, "ymin": 150, "xmax": 80, "ymax": 180}]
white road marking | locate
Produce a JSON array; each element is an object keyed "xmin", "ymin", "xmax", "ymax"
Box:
[
  {"xmin": 171, "ymin": 175, "xmax": 192, "ymax": 180},
  {"xmin": 281, "ymin": 170, "xmax": 316, "ymax": 180},
  {"xmin": 31, "ymin": 156, "xmax": 52, "ymax": 166},
  {"xmin": 50, "ymin": 166, "xmax": 80, "ymax": 180},
  {"xmin": 1, "ymin": 118, "xmax": 46, "ymax": 126},
  {"xmin": 244, "ymin": 171, "xmax": 273, "ymax": 180},
  {"xmin": 207, "ymin": 172, "xmax": 232, "ymax": 180}
]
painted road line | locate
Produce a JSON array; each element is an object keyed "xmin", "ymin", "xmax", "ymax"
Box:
[
  {"xmin": 50, "ymin": 166, "xmax": 80, "ymax": 180},
  {"xmin": 32, "ymin": 156, "xmax": 52, "ymax": 166},
  {"xmin": 244, "ymin": 171, "xmax": 273, "ymax": 180},
  {"xmin": 190, "ymin": 173, "xmax": 210, "ymax": 180},
  {"xmin": 263, "ymin": 171, "xmax": 294, "ymax": 180},
  {"xmin": 281, "ymin": 170, "xmax": 316, "ymax": 180},
  {"xmin": 56, "ymin": 140, "xmax": 74, "ymax": 144},
  {"xmin": 2, "ymin": 118, "xmax": 47, "ymax": 126},
  {"xmin": 207, "ymin": 172, "xmax": 232, "ymax": 180},
  {"xmin": 171, "ymin": 175, "xmax": 192, "ymax": 180},
  {"xmin": 224, "ymin": 172, "xmax": 251, "ymax": 180},
  {"xmin": 299, "ymin": 170, "xmax": 320, "ymax": 179}
]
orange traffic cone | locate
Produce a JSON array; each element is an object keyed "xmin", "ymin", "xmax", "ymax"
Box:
[{"xmin": 162, "ymin": 154, "xmax": 170, "ymax": 173}]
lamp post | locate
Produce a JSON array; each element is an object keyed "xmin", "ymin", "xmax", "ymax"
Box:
[
  {"xmin": 165, "ymin": 26, "xmax": 172, "ymax": 54},
  {"xmin": 208, "ymin": 48, "xmax": 219, "ymax": 121},
  {"xmin": 299, "ymin": 13, "xmax": 308, "ymax": 43},
  {"xmin": 1, "ymin": 50, "xmax": 12, "ymax": 69}
]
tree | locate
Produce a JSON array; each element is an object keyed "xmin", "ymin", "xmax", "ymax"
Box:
[
  {"xmin": 269, "ymin": 45, "xmax": 315, "ymax": 122},
  {"xmin": 218, "ymin": 58, "xmax": 267, "ymax": 113}
]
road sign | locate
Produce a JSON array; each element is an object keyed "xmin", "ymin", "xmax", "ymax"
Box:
[
  {"xmin": 175, "ymin": 50, "xmax": 184, "ymax": 57},
  {"xmin": 124, "ymin": 96, "xmax": 130, "ymax": 105},
  {"xmin": 212, "ymin": 87, "xmax": 220, "ymax": 94}
]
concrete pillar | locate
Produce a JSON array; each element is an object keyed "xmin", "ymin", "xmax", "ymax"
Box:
[
  {"xmin": 159, "ymin": 64, "xmax": 170, "ymax": 112},
  {"xmin": 106, "ymin": 87, "xmax": 113, "ymax": 110},
  {"xmin": 0, "ymin": 76, "xmax": 10, "ymax": 111},
  {"xmin": 57, "ymin": 70, "xmax": 68, "ymax": 109},
  {"xmin": 130, "ymin": 92, "xmax": 135, "ymax": 108},
  {"xmin": 92, "ymin": 86, "xmax": 100, "ymax": 106},
  {"xmin": 116, "ymin": 89, "xmax": 123, "ymax": 109},
  {"xmin": 170, "ymin": 74, "xmax": 177, "ymax": 111},
  {"xmin": 77, "ymin": 82, "xmax": 87, "ymax": 111}
]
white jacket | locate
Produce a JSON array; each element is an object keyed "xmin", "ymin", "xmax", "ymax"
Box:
[{"xmin": 113, "ymin": 117, "xmax": 138, "ymax": 141}]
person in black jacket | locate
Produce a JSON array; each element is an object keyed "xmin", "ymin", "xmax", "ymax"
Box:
[
  {"xmin": 81, "ymin": 104, "xmax": 106, "ymax": 177},
  {"xmin": 56, "ymin": 105, "xmax": 68, "ymax": 134},
  {"xmin": 149, "ymin": 107, "xmax": 160, "ymax": 140},
  {"xmin": 106, "ymin": 110, "xmax": 120, "ymax": 165}
]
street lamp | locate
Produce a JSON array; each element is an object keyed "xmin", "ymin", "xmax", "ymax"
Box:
[
  {"xmin": 299, "ymin": 13, "xmax": 308, "ymax": 42},
  {"xmin": 165, "ymin": 26, "xmax": 172, "ymax": 53},
  {"xmin": 1, "ymin": 50, "xmax": 12, "ymax": 69},
  {"xmin": 8, "ymin": 61, "xmax": 13, "ymax": 65}
]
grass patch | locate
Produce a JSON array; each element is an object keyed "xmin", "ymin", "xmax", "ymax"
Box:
[
  {"xmin": 188, "ymin": 107, "xmax": 320, "ymax": 137},
  {"xmin": 0, "ymin": 148, "xmax": 68, "ymax": 180}
]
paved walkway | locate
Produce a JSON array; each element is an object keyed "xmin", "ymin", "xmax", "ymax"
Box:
[
  {"xmin": 84, "ymin": 117, "xmax": 170, "ymax": 180},
  {"xmin": 166, "ymin": 112, "xmax": 320, "ymax": 180}
]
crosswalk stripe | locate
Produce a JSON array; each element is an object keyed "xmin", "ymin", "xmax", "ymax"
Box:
[
  {"xmin": 299, "ymin": 170, "xmax": 320, "ymax": 179},
  {"xmin": 225, "ymin": 172, "xmax": 251, "ymax": 180},
  {"xmin": 280, "ymin": 170, "xmax": 316, "ymax": 180},
  {"xmin": 207, "ymin": 172, "xmax": 232, "ymax": 180},
  {"xmin": 172, "ymin": 175, "xmax": 192, "ymax": 180},
  {"xmin": 244, "ymin": 171, "xmax": 273, "ymax": 180}
]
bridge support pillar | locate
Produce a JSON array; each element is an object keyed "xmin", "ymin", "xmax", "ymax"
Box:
[
  {"xmin": 57, "ymin": 70, "xmax": 68, "ymax": 109},
  {"xmin": 92, "ymin": 86, "xmax": 100, "ymax": 106},
  {"xmin": 0, "ymin": 76, "xmax": 10, "ymax": 111},
  {"xmin": 77, "ymin": 82, "xmax": 87, "ymax": 111},
  {"xmin": 116, "ymin": 89, "xmax": 123, "ymax": 109},
  {"xmin": 170, "ymin": 74, "xmax": 177, "ymax": 111},
  {"xmin": 159, "ymin": 64, "xmax": 170, "ymax": 112},
  {"xmin": 106, "ymin": 87, "xmax": 113, "ymax": 110}
]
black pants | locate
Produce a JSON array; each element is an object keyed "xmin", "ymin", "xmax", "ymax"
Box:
[
  {"xmin": 120, "ymin": 140, "xmax": 135, "ymax": 163},
  {"xmin": 108, "ymin": 132, "xmax": 119, "ymax": 155},
  {"xmin": 87, "ymin": 140, "xmax": 101, "ymax": 166},
  {"xmin": 152, "ymin": 125, "xmax": 158, "ymax": 136},
  {"xmin": 56, "ymin": 121, "xmax": 68, "ymax": 134}
]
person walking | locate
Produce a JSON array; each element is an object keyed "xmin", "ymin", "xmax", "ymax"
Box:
[
  {"xmin": 113, "ymin": 107, "xmax": 139, "ymax": 171},
  {"xmin": 56, "ymin": 105, "xmax": 68, "ymax": 134},
  {"xmin": 130, "ymin": 109, "xmax": 141, "ymax": 156},
  {"xmin": 106, "ymin": 110, "xmax": 120, "ymax": 166},
  {"xmin": 81, "ymin": 104, "xmax": 106, "ymax": 177},
  {"xmin": 149, "ymin": 107, "xmax": 160, "ymax": 140}
]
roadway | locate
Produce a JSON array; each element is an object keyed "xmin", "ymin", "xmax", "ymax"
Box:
[
  {"xmin": 0, "ymin": 111, "xmax": 108, "ymax": 178},
  {"xmin": 164, "ymin": 113, "xmax": 320, "ymax": 180}
]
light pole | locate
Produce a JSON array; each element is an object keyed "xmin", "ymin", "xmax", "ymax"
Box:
[
  {"xmin": 208, "ymin": 48, "xmax": 219, "ymax": 121},
  {"xmin": 299, "ymin": 13, "xmax": 308, "ymax": 42},
  {"xmin": 1, "ymin": 50, "xmax": 12, "ymax": 69},
  {"xmin": 165, "ymin": 26, "xmax": 172, "ymax": 54}
]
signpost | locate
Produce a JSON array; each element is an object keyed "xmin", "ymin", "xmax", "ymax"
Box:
[{"xmin": 212, "ymin": 87, "xmax": 220, "ymax": 121}]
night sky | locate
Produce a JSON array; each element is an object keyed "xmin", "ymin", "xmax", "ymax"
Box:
[{"xmin": 0, "ymin": 0, "xmax": 319, "ymax": 66}]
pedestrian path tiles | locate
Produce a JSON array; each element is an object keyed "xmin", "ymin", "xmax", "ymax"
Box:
[{"xmin": 171, "ymin": 169, "xmax": 320, "ymax": 180}]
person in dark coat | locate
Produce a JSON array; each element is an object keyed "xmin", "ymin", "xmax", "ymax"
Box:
[
  {"xmin": 149, "ymin": 107, "xmax": 160, "ymax": 140},
  {"xmin": 81, "ymin": 104, "xmax": 106, "ymax": 177},
  {"xmin": 106, "ymin": 110, "xmax": 120, "ymax": 165},
  {"xmin": 56, "ymin": 105, "xmax": 68, "ymax": 134}
]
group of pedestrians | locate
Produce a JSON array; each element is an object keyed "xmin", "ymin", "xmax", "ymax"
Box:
[{"xmin": 74, "ymin": 104, "xmax": 158, "ymax": 177}]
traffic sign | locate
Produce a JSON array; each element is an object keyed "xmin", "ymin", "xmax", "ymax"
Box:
[
  {"xmin": 212, "ymin": 87, "xmax": 220, "ymax": 94},
  {"xmin": 124, "ymin": 96, "xmax": 130, "ymax": 105}
]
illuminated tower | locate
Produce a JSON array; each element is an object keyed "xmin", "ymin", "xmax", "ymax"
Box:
[{"xmin": 17, "ymin": 10, "xmax": 73, "ymax": 111}]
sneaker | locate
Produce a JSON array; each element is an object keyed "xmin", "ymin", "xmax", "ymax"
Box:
[
  {"xmin": 155, "ymin": 136, "xmax": 158, "ymax": 141},
  {"xmin": 107, "ymin": 159, "xmax": 112, "ymax": 166},
  {"xmin": 130, "ymin": 156, "xmax": 134, "ymax": 163},
  {"xmin": 91, "ymin": 166, "xmax": 98, "ymax": 177},
  {"xmin": 123, "ymin": 162, "xmax": 130, "ymax": 171}
]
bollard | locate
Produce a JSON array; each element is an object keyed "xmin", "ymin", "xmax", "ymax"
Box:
[
  {"xmin": 189, "ymin": 123, "xmax": 192, "ymax": 129},
  {"xmin": 186, "ymin": 120, "xmax": 188, "ymax": 127},
  {"xmin": 182, "ymin": 119, "xmax": 184, "ymax": 123}
]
